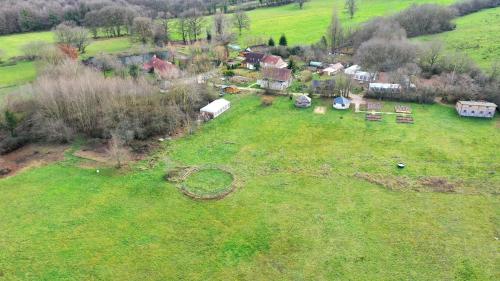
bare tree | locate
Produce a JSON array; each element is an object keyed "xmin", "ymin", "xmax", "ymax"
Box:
[
  {"xmin": 296, "ymin": 0, "xmax": 309, "ymax": 9},
  {"xmin": 186, "ymin": 11, "xmax": 205, "ymax": 42},
  {"xmin": 355, "ymin": 38, "xmax": 417, "ymax": 72},
  {"xmin": 54, "ymin": 23, "xmax": 91, "ymax": 53},
  {"xmin": 345, "ymin": 0, "xmax": 358, "ymax": 19},
  {"xmin": 213, "ymin": 12, "xmax": 235, "ymax": 60},
  {"xmin": 326, "ymin": 8, "xmax": 343, "ymax": 53},
  {"xmin": 232, "ymin": 11, "xmax": 250, "ymax": 35},
  {"xmin": 108, "ymin": 133, "xmax": 127, "ymax": 169},
  {"xmin": 418, "ymin": 40, "xmax": 444, "ymax": 74},
  {"xmin": 132, "ymin": 17, "xmax": 153, "ymax": 44},
  {"xmin": 335, "ymin": 73, "xmax": 353, "ymax": 98},
  {"xmin": 176, "ymin": 16, "xmax": 189, "ymax": 44}
]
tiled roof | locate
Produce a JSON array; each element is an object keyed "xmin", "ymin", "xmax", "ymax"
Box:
[{"xmin": 261, "ymin": 67, "xmax": 292, "ymax": 81}]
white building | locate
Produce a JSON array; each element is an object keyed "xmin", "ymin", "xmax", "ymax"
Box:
[
  {"xmin": 456, "ymin": 101, "xmax": 497, "ymax": 118},
  {"xmin": 353, "ymin": 71, "xmax": 376, "ymax": 82},
  {"xmin": 200, "ymin": 99, "xmax": 231, "ymax": 119},
  {"xmin": 369, "ymin": 83, "xmax": 402, "ymax": 94},
  {"xmin": 323, "ymin": 63, "xmax": 344, "ymax": 76},
  {"xmin": 344, "ymin": 65, "xmax": 361, "ymax": 75}
]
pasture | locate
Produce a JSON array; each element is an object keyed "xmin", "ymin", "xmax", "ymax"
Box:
[
  {"xmin": 418, "ymin": 6, "xmax": 500, "ymax": 70},
  {"xmin": 1, "ymin": 94, "xmax": 498, "ymax": 280},
  {"xmin": 238, "ymin": 0, "xmax": 455, "ymax": 45},
  {"xmin": 0, "ymin": 61, "xmax": 36, "ymax": 87}
]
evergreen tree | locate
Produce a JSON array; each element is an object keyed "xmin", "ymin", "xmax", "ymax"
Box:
[
  {"xmin": 4, "ymin": 110, "xmax": 18, "ymax": 137},
  {"xmin": 129, "ymin": 64, "xmax": 139, "ymax": 79},
  {"xmin": 279, "ymin": 34, "xmax": 288, "ymax": 46},
  {"xmin": 268, "ymin": 37, "xmax": 275, "ymax": 46}
]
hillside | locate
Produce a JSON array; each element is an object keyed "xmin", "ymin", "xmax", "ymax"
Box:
[
  {"xmin": 418, "ymin": 6, "xmax": 500, "ymax": 69},
  {"xmin": 240, "ymin": 0, "xmax": 455, "ymax": 45}
]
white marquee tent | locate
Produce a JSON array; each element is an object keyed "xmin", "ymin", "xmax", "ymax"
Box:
[{"xmin": 200, "ymin": 98, "xmax": 231, "ymax": 119}]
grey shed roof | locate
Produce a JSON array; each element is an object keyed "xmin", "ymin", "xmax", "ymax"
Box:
[{"xmin": 457, "ymin": 101, "xmax": 497, "ymax": 107}]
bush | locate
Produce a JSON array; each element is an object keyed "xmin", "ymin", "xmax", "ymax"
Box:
[
  {"xmin": 452, "ymin": 0, "xmax": 500, "ymax": 16},
  {"xmin": 261, "ymin": 95, "xmax": 275, "ymax": 107},
  {"xmin": 392, "ymin": 4, "xmax": 457, "ymax": 37},
  {"xmin": 223, "ymin": 70, "xmax": 235, "ymax": 77},
  {"xmin": 7, "ymin": 60, "xmax": 214, "ymax": 143},
  {"xmin": 300, "ymin": 70, "xmax": 313, "ymax": 83},
  {"xmin": 0, "ymin": 136, "xmax": 29, "ymax": 155},
  {"xmin": 355, "ymin": 38, "xmax": 417, "ymax": 71}
]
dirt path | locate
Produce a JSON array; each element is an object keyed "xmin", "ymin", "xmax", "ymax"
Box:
[{"xmin": 350, "ymin": 94, "xmax": 364, "ymax": 112}]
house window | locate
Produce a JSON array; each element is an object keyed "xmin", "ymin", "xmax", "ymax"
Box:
[
  {"xmin": 480, "ymin": 111, "xmax": 483, "ymax": 114},
  {"xmin": 471, "ymin": 111, "xmax": 475, "ymax": 114},
  {"xmin": 463, "ymin": 110, "xmax": 467, "ymax": 113}
]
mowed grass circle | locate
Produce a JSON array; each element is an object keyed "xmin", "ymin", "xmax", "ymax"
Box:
[{"xmin": 181, "ymin": 168, "xmax": 234, "ymax": 199}]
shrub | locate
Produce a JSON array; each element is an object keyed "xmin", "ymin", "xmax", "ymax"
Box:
[
  {"xmin": 261, "ymin": 95, "xmax": 275, "ymax": 107},
  {"xmin": 300, "ymin": 70, "xmax": 313, "ymax": 83},
  {"xmin": 0, "ymin": 136, "xmax": 29, "ymax": 155},
  {"xmin": 223, "ymin": 70, "xmax": 235, "ymax": 77}
]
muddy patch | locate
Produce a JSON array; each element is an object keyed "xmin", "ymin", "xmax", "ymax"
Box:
[{"xmin": 0, "ymin": 144, "xmax": 69, "ymax": 178}]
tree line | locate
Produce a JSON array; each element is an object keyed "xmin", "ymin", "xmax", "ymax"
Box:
[{"xmin": 0, "ymin": 0, "xmax": 296, "ymax": 36}]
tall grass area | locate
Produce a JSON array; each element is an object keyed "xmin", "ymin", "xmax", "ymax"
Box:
[
  {"xmin": 418, "ymin": 6, "xmax": 500, "ymax": 70},
  {"xmin": 239, "ymin": 0, "xmax": 456, "ymax": 45},
  {"xmin": 0, "ymin": 94, "xmax": 498, "ymax": 280}
]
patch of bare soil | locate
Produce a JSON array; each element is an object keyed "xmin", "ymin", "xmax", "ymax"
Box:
[
  {"xmin": 355, "ymin": 173, "xmax": 462, "ymax": 193},
  {"xmin": 0, "ymin": 144, "xmax": 69, "ymax": 178},
  {"xmin": 355, "ymin": 173, "xmax": 411, "ymax": 191},
  {"xmin": 314, "ymin": 106, "xmax": 326, "ymax": 114},
  {"xmin": 73, "ymin": 139, "xmax": 161, "ymax": 169},
  {"xmin": 418, "ymin": 177, "xmax": 458, "ymax": 193}
]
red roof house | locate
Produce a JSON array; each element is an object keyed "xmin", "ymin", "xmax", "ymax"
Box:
[
  {"xmin": 143, "ymin": 55, "xmax": 180, "ymax": 79},
  {"xmin": 261, "ymin": 55, "xmax": 288, "ymax": 69}
]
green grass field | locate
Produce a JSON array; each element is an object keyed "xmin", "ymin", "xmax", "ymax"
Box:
[
  {"xmin": 1, "ymin": 94, "xmax": 498, "ymax": 280},
  {"xmin": 238, "ymin": 0, "xmax": 455, "ymax": 45},
  {"xmin": 0, "ymin": 31, "xmax": 55, "ymax": 58},
  {"xmin": 0, "ymin": 61, "xmax": 36, "ymax": 87},
  {"xmin": 0, "ymin": 34, "xmax": 133, "ymax": 86},
  {"xmin": 418, "ymin": 7, "xmax": 500, "ymax": 70}
]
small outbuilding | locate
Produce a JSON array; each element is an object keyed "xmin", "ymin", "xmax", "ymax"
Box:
[
  {"xmin": 369, "ymin": 83, "xmax": 402, "ymax": 94},
  {"xmin": 353, "ymin": 71, "xmax": 376, "ymax": 82},
  {"xmin": 309, "ymin": 61, "xmax": 324, "ymax": 68},
  {"xmin": 295, "ymin": 95, "xmax": 312, "ymax": 108},
  {"xmin": 323, "ymin": 63, "xmax": 344, "ymax": 76},
  {"xmin": 258, "ymin": 67, "xmax": 293, "ymax": 91},
  {"xmin": 344, "ymin": 65, "xmax": 361, "ymax": 75},
  {"xmin": 200, "ymin": 99, "xmax": 231, "ymax": 119},
  {"xmin": 333, "ymin": 96, "xmax": 351, "ymax": 110},
  {"xmin": 456, "ymin": 101, "xmax": 497, "ymax": 118}
]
